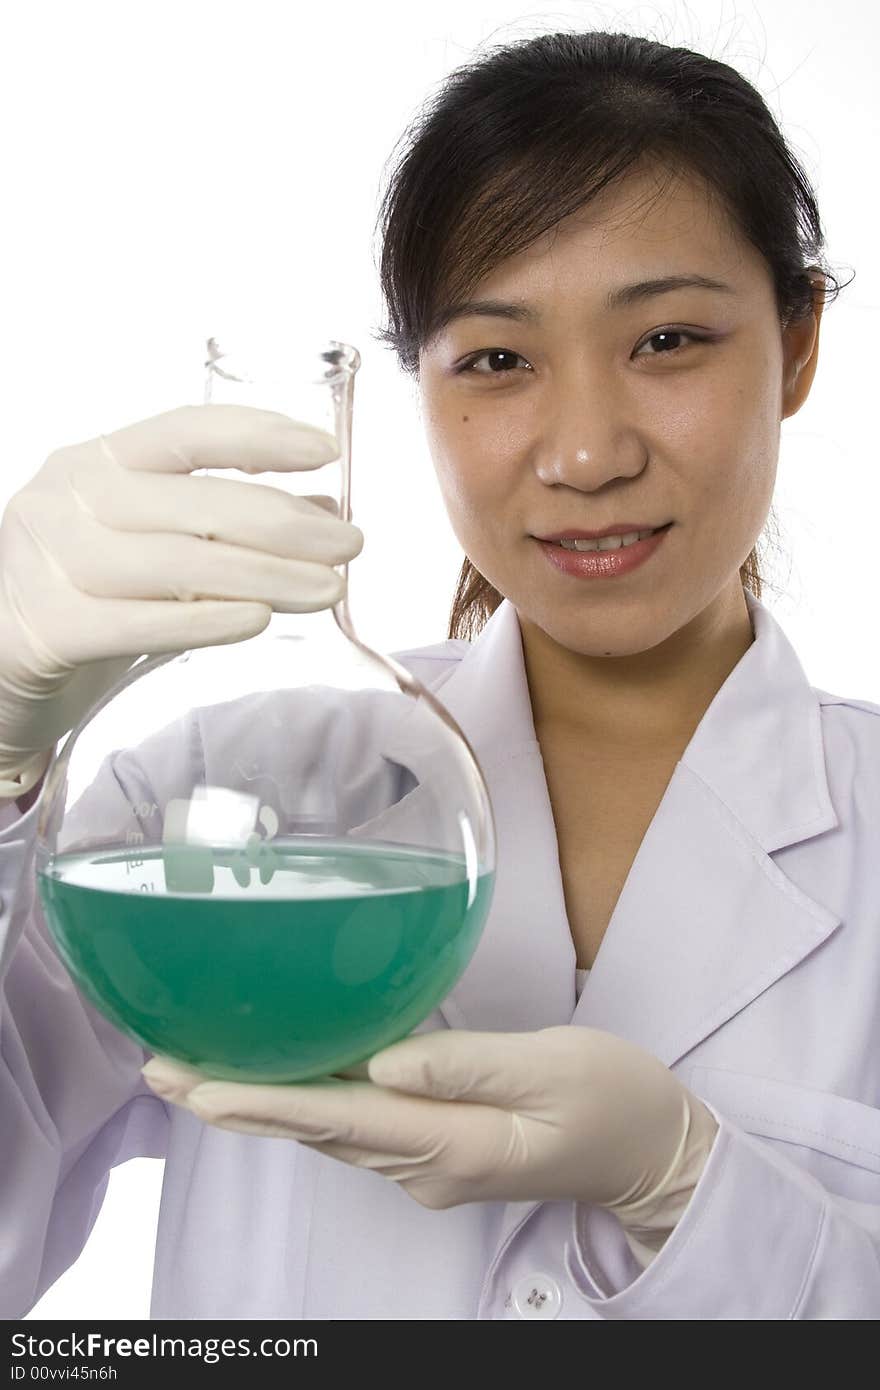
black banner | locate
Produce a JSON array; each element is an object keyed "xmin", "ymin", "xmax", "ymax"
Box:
[{"xmin": 2, "ymin": 1319, "xmax": 527, "ymax": 1383}]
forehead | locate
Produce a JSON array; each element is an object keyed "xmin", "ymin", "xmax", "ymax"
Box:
[
  {"xmin": 499, "ymin": 165, "xmax": 747, "ymax": 285},
  {"xmin": 419, "ymin": 162, "xmax": 767, "ymax": 362}
]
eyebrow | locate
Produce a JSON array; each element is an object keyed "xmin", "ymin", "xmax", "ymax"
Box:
[{"xmin": 434, "ymin": 273, "xmax": 738, "ymax": 335}]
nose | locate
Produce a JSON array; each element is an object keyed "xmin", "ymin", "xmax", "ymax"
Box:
[
  {"xmin": 532, "ymin": 366, "xmax": 649, "ymax": 489},
  {"xmin": 534, "ymin": 440, "xmax": 647, "ymax": 489}
]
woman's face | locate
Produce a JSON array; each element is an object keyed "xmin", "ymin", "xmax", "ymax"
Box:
[{"xmin": 417, "ymin": 164, "xmax": 822, "ymax": 664}]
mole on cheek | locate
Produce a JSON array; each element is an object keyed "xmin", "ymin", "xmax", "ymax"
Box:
[{"xmin": 462, "ymin": 415, "xmax": 469, "ymax": 422}]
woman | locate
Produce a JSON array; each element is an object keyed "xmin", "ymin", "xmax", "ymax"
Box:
[{"xmin": 1, "ymin": 31, "xmax": 876, "ymax": 1320}]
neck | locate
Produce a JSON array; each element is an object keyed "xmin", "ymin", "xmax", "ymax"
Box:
[{"xmin": 520, "ymin": 582, "xmax": 755, "ymax": 754}]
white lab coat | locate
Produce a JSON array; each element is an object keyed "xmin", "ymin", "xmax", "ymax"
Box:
[{"xmin": 1, "ymin": 586, "xmax": 879, "ymax": 1320}]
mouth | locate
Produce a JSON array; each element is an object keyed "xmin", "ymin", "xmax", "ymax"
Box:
[
  {"xmin": 537, "ymin": 522, "xmax": 673, "ymax": 552},
  {"xmin": 532, "ymin": 522, "xmax": 674, "ymax": 580}
]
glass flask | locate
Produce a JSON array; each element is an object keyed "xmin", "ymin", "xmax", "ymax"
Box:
[{"xmin": 34, "ymin": 333, "xmax": 496, "ymax": 1083}]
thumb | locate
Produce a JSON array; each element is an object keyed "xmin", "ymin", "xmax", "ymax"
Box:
[{"xmin": 367, "ymin": 1029, "xmax": 533, "ymax": 1106}]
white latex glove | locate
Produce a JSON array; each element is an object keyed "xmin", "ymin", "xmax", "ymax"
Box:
[
  {"xmin": 0, "ymin": 403, "xmax": 363, "ymax": 797},
  {"xmin": 141, "ymin": 1026, "xmax": 720, "ymax": 1267}
]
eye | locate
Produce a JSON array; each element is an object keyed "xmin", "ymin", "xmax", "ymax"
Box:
[
  {"xmin": 454, "ymin": 328, "xmax": 713, "ymax": 378},
  {"xmin": 634, "ymin": 328, "xmax": 711, "ymax": 359},
  {"xmin": 455, "ymin": 348, "xmax": 529, "ymax": 377}
]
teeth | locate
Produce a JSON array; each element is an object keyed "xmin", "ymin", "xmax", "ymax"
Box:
[{"xmin": 556, "ymin": 528, "xmax": 656, "ymax": 551}]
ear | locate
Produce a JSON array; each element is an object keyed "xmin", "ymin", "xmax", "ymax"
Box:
[{"xmin": 781, "ymin": 271, "xmax": 825, "ymax": 421}]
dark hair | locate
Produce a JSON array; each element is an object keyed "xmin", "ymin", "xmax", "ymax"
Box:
[{"xmin": 371, "ymin": 30, "xmax": 850, "ymax": 642}]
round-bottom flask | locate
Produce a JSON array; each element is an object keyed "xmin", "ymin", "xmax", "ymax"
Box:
[{"xmin": 33, "ymin": 336, "xmax": 496, "ymax": 1082}]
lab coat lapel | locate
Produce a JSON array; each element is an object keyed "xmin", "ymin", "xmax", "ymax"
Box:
[{"xmin": 421, "ymin": 589, "xmax": 841, "ymax": 1060}]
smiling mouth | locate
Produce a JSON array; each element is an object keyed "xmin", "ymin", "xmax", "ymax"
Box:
[{"xmin": 537, "ymin": 522, "xmax": 673, "ymax": 551}]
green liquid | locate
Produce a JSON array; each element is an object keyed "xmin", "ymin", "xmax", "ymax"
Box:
[{"xmin": 37, "ymin": 838, "xmax": 493, "ymax": 1083}]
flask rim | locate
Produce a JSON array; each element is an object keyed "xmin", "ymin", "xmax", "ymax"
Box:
[{"xmin": 205, "ymin": 336, "xmax": 361, "ymax": 387}]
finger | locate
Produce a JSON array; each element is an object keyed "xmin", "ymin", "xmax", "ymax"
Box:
[
  {"xmin": 62, "ymin": 465, "xmax": 354, "ymax": 556},
  {"xmin": 367, "ymin": 1030, "xmax": 538, "ymax": 1106},
  {"xmin": 98, "ymin": 402, "xmax": 341, "ymax": 475},
  {"xmin": 185, "ymin": 1077, "xmax": 454, "ymax": 1158},
  {"xmin": 30, "ymin": 587, "xmax": 277, "ymax": 667},
  {"xmin": 190, "ymin": 1110, "xmax": 343, "ymax": 1143},
  {"xmin": 53, "ymin": 524, "xmax": 349, "ymax": 606},
  {"xmin": 180, "ymin": 1113, "xmax": 434, "ymax": 1189},
  {"xmin": 288, "ymin": 1138, "xmax": 449, "ymax": 1182},
  {"xmin": 142, "ymin": 1054, "xmax": 205, "ymax": 1084},
  {"xmin": 141, "ymin": 1055, "xmax": 212, "ymax": 1100}
]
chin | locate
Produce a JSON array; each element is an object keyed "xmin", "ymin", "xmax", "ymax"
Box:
[{"xmin": 523, "ymin": 594, "xmax": 680, "ymax": 655}]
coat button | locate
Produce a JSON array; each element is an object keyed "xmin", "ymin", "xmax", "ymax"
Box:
[{"xmin": 510, "ymin": 1273, "xmax": 563, "ymax": 1319}]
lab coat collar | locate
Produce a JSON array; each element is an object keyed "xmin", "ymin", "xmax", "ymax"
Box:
[{"xmin": 416, "ymin": 587, "xmax": 840, "ymax": 1061}]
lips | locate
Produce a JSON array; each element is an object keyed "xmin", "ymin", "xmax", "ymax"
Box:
[{"xmin": 536, "ymin": 521, "xmax": 672, "ymax": 578}]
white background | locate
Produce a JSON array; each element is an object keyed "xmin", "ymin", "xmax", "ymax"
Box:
[{"xmin": 2, "ymin": 0, "xmax": 875, "ymax": 1319}]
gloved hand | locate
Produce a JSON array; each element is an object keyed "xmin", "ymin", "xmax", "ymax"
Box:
[
  {"xmin": 141, "ymin": 1025, "xmax": 720, "ymax": 1268},
  {"xmin": 0, "ymin": 403, "xmax": 363, "ymax": 798}
]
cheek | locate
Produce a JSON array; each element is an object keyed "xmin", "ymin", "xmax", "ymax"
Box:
[
  {"xmin": 680, "ymin": 371, "xmax": 778, "ymax": 520},
  {"xmin": 432, "ymin": 458, "xmax": 516, "ymax": 577},
  {"xmin": 422, "ymin": 390, "xmax": 514, "ymax": 502},
  {"xmin": 726, "ymin": 350, "xmax": 782, "ymax": 496},
  {"xmin": 433, "ymin": 443, "xmax": 506, "ymax": 528}
]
